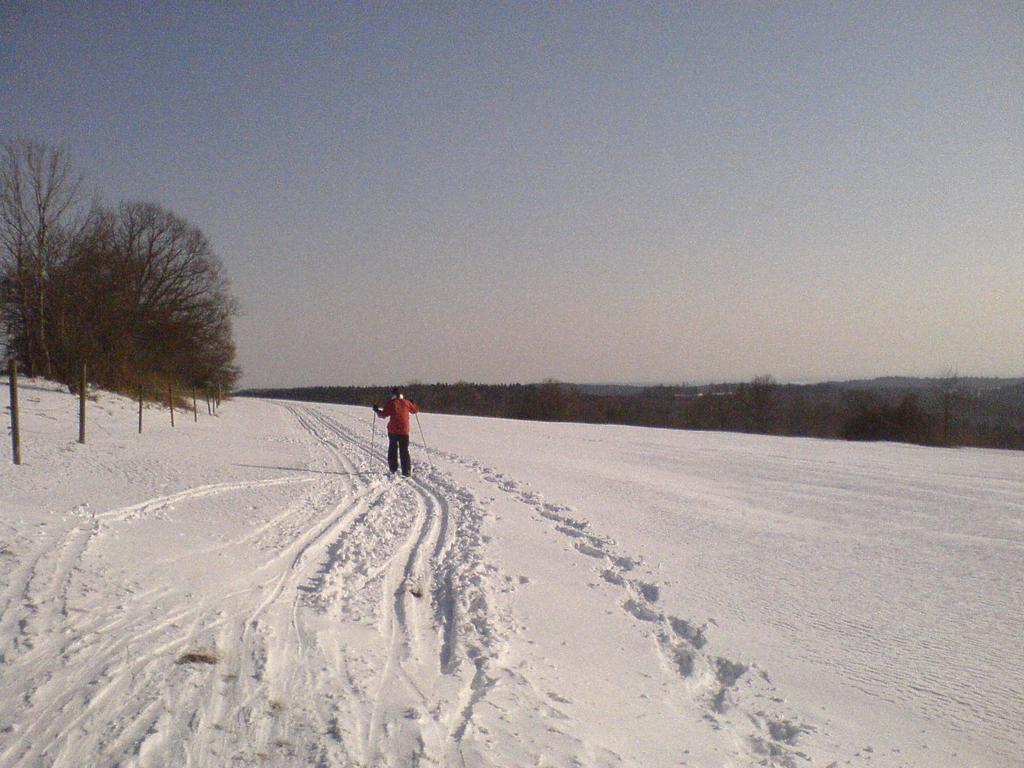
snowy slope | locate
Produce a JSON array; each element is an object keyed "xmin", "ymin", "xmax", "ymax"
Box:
[{"xmin": 1, "ymin": 381, "xmax": 1021, "ymax": 767}]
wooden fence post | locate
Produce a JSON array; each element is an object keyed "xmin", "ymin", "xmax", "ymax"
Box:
[
  {"xmin": 78, "ymin": 362, "xmax": 87, "ymax": 444},
  {"xmin": 138, "ymin": 383, "xmax": 143, "ymax": 434},
  {"xmin": 8, "ymin": 359, "xmax": 21, "ymax": 465},
  {"xmin": 169, "ymin": 383, "xmax": 175, "ymax": 427}
]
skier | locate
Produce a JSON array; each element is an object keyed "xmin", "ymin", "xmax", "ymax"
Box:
[{"xmin": 372, "ymin": 388, "xmax": 420, "ymax": 476}]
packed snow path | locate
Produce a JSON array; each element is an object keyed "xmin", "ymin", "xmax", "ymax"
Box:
[{"xmin": 1, "ymin": 384, "xmax": 1022, "ymax": 767}]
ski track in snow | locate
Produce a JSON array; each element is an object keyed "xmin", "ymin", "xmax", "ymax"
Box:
[
  {"xmin": 1, "ymin": 402, "xmax": 632, "ymax": 767},
  {"xmin": 2, "ymin": 391, "xmax": 1018, "ymax": 767},
  {"xmin": 431, "ymin": 447, "xmax": 829, "ymax": 768}
]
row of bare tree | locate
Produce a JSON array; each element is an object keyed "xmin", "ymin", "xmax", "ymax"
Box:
[
  {"xmin": 0, "ymin": 138, "xmax": 239, "ymax": 394},
  {"xmin": 238, "ymin": 374, "xmax": 1024, "ymax": 450}
]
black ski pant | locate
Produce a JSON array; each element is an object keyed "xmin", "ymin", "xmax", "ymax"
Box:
[{"xmin": 387, "ymin": 433, "xmax": 412, "ymax": 476}]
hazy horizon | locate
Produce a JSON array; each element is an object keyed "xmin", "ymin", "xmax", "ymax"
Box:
[
  {"xmin": 237, "ymin": 372, "xmax": 1024, "ymax": 391},
  {"xmin": 3, "ymin": 4, "xmax": 1021, "ymax": 388}
]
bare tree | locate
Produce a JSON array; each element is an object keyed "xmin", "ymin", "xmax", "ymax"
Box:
[
  {"xmin": 1, "ymin": 138, "xmax": 240, "ymax": 393},
  {"xmin": 737, "ymin": 374, "xmax": 779, "ymax": 432},
  {"xmin": 76, "ymin": 201, "xmax": 240, "ymax": 390},
  {"xmin": 936, "ymin": 368, "xmax": 962, "ymax": 445},
  {"xmin": 0, "ymin": 139, "xmax": 84, "ymax": 376}
]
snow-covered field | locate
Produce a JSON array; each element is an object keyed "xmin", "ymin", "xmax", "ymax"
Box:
[{"xmin": 1, "ymin": 380, "xmax": 1021, "ymax": 768}]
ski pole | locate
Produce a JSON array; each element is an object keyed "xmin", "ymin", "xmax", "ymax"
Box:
[{"xmin": 415, "ymin": 412, "xmax": 428, "ymax": 451}]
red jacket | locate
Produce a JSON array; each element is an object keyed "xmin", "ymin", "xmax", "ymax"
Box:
[{"xmin": 378, "ymin": 396, "xmax": 419, "ymax": 435}]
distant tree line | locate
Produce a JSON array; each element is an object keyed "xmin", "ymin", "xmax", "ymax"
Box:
[
  {"xmin": 239, "ymin": 374, "xmax": 1024, "ymax": 451},
  {"xmin": 0, "ymin": 138, "xmax": 239, "ymax": 395}
]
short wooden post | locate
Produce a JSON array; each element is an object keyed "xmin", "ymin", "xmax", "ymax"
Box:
[
  {"xmin": 138, "ymin": 383, "xmax": 143, "ymax": 434},
  {"xmin": 78, "ymin": 362, "xmax": 87, "ymax": 444},
  {"xmin": 8, "ymin": 359, "xmax": 21, "ymax": 465},
  {"xmin": 169, "ymin": 383, "xmax": 175, "ymax": 427},
  {"xmin": 192, "ymin": 387, "xmax": 198, "ymax": 422}
]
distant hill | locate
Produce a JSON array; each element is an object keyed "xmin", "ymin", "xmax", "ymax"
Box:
[
  {"xmin": 819, "ymin": 376, "xmax": 1024, "ymax": 393},
  {"xmin": 575, "ymin": 384, "xmax": 649, "ymax": 396},
  {"xmin": 236, "ymin": 376, "xmax": 1024, "ymax": 450}
]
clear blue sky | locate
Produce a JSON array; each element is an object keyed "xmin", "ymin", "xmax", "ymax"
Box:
[{"xmin": 2, "ymin": 2, "xmax": 1021, "ymax": 386}]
